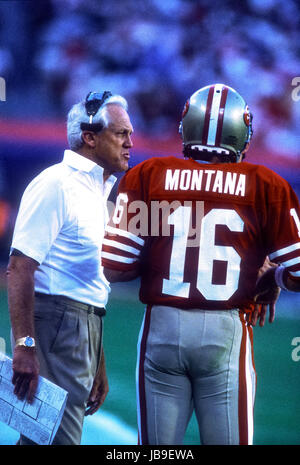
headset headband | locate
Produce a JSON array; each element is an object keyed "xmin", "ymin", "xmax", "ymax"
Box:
[{"xmin": 80, "ymin": 91, "xmax": 112, "ymax": 132}]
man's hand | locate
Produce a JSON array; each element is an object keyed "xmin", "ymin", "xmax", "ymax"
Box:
[
  {"xmin": 85, "ymin": 352, "xmax": 109, "ymax": 416},
  {"xmin": 12, "ymin": 346, "xmax": 40, "ymax": 403},
  {"xmin": 249, "ymin": 257, "xmax": 281, "ymax": 327}
]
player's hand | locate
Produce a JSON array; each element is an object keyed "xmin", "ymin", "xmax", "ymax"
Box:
[
  {"xmin": 249, "ymin": 301, "xmax": 277, "ymax": 327},
  {"xmin": 252, "ymin": 267, "xmax": 281, "ymax": 326},
  {"xmin": 250, "ymin": 257, "xmax": 281, "ymax": 327},
  {"xmin": 12, "ymin": 346, "xmax": 40, "ymax": 403},
  {"xmin": 85, "ymin": 361, "xmax": 109, "ymax": 416}
]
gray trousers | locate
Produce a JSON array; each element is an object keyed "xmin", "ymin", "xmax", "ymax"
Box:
[
  {"xmin": 17, "ymin": 293, "xmax": 103, "ymax": 445},
  {"xmin": 136, "ymin": 305, "xmax": 256, "ymax": 445}
]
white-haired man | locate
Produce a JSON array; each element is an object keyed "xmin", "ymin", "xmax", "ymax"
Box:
[{"xmin": 7, "ymin": 91, "xmax": 133, "ymax": 445}]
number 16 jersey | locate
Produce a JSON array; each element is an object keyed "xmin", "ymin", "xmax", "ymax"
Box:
[{"xmin": 102, "ymin": 156, "xmax": 300, "ymax": 311}]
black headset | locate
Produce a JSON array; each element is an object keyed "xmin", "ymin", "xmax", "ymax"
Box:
[{"xmin": 80, "ymin": 91, "xmax": 112, "ymax": 132}]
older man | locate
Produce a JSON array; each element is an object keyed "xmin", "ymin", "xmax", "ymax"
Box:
[{"xmin": 6, "ymin": 91, "xmax": 133, "ymax": 445}]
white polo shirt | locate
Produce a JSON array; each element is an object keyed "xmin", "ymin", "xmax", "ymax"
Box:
[{"xmin": 11, "ymin": 149, "xmax": 117, "ymax": 307}]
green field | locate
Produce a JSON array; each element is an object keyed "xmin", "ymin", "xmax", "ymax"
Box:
[{"xmin": 1, "ymin": 280, "xmax": 300, "ymax": 445}]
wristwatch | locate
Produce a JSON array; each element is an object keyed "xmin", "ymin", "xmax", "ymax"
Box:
[{"xmin": 15, "ymin": 336, "xmax": 36, "ymax": 348}]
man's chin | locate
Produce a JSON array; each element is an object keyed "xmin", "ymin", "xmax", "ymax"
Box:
[
  {"xmin": 121, "ymin": 161, "xmax": 129, "ymax": 172},
  {"xmin": 109, "ymin": 160, "xmax": 129, "ymax": 175}
]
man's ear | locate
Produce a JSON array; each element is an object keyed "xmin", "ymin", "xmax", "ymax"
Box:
[{"xmin": 81, "ymin": 131, "xmax": 97, "ymax": 148}]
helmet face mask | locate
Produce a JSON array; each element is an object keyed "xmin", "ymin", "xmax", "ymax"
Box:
[{"xmin": 179, "ymin": 84, "xmax": 253, "ymax": 163}]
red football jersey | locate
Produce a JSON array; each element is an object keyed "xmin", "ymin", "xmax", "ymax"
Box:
[{"xmin": 102, "ymin": 156, "xmax": 300, "ymax": 310}]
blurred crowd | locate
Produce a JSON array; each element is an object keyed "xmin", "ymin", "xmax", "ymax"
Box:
[{"xmin": 0, "ymin": 0, "xmax": 299, "ymax": 153}]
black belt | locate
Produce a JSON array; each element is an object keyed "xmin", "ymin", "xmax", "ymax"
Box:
[{"xmin": 35, "ymin": 292, "xmax": 106, "ymax": 317}]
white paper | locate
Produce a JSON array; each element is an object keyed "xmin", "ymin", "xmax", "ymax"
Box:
[{"xmin": 0, "ymin": 354, "xmax": 68, "ymax": 445}]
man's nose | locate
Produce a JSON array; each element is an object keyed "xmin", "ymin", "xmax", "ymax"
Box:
[{"xmin": 125, "ymin": 134, "xmax": 133, "ymax": 148}]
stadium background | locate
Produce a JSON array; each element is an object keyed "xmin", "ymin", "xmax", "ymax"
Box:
[{"xmin": 0, "ymin": 0, "xmax": 299, "ymax": 445}]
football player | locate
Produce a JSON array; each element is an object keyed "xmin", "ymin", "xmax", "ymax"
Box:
[{"xmin": 101, "ymin": 84, "xmax": 300, "ymax": 445}]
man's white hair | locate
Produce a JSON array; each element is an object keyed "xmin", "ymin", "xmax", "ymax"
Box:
[{"xmin": 67, "ymin": 94, "xmax": 128, "ymax": 152}]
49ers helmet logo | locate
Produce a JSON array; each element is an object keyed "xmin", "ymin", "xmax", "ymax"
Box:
[
  {"xmin": 243, "ymin": 105, "xmax": 251, "ymax": 126},
  {"xmin": 182, "ymin": 99, "xmax": 190, "ymax": 118}
]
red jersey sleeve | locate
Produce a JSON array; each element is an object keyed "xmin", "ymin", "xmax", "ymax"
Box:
[
  {"xmin": 266, "ymin": 178, "xmax": 300, "ymax": 283},
  {"xmin": 102, "ymin": 165, "xmax": 146, "ymax": 273}
]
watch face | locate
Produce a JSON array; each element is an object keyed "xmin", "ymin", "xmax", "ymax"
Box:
[{"xmin": 25, "ymin": 337, "xmax": 34, "ymax": 347}]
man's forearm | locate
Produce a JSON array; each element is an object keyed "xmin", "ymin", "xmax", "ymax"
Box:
[
  {"xmin": 6, "ymin": 254, "xmax": 40, "ymax": 403},
  {"xmin": 6, "ymin": 255, "xmax": 38, "ymax": 340}
]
